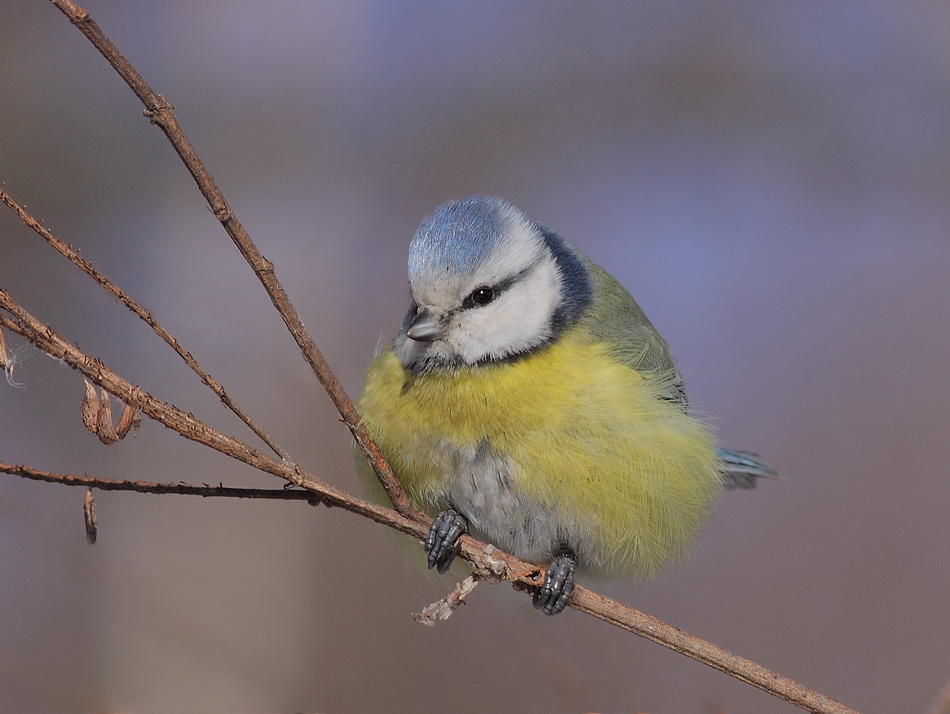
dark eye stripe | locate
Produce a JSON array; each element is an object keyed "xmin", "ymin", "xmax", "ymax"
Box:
[{"xmin": 460, "ymin": 258, "xmax": 541, "ymax": 311}]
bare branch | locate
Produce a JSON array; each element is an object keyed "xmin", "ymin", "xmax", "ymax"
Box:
[
  {"xmin": 0, "ymin": 185, "xmax": 286, "ymax": 460},
  {"xmin": 569, "ymin": 588, "xmax": 861, "ymax": 713},
  {"xmin": 0, "ymin": 288, "xmax": 408, "ymax": 531},
  {"xmin": 0, "ymin": 461, "xmax": 322, "ymax": 503},
  {"xmin": 48, "ymin": 0, "xmax": 416, "ymax": 519}
]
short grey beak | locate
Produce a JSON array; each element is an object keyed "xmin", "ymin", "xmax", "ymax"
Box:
[{"xmin": 406, "ymin": 309, "xmax": 441, "ymax": 342}]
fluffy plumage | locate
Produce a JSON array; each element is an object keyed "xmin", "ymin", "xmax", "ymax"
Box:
[{"xmin": 358, "ymin": 195, "xmax": 727, "ymax": 581}]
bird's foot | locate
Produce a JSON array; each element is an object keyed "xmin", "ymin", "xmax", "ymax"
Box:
[
  {"xmin": 424, "ymin": 509, "xmax": 468, "ymax": 574},
  {"xmin": 533, "ymin": 552, "xmax": 577, "ymax": 615}
]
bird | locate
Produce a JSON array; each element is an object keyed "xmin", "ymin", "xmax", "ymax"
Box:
[{"xmin": 356, "ymin": 195, "xmax": 776, "ymax": 615}]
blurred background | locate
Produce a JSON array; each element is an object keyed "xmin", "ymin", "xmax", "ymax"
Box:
[{"xmin": 2, "ymin": 2, "xmax": 949, "ymax": 712}]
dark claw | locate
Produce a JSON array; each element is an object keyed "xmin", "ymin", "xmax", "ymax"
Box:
[
  {"xmin": 533, "ymin": 552, "xmax": 577, "ymax": 615},
  {"xmin": 424, "ymin": 509, "xmax": 467, "ymax": 574}
]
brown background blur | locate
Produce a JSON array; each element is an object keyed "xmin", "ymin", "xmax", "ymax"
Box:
[{"xmin": 2, "ymin": 3, "xmax": 949, "ymax": 713}]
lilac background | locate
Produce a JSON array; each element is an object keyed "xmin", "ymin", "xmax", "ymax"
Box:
[{"xmin": 2, "ymin": 3, "xmax": 950, "ymax": 712}]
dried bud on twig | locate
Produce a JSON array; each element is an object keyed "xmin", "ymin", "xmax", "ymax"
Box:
[
  {"xmin": 83, "ymin": 487, "xmax": 97, "ymax": 545},
  {"xmin": 115, "ymin": 402, "xmax": 141, "ymax": 438},
  {"xmin": 81, "ymin": 379, "xmax": 99, "ymax": 433},
  {"xmin": 413, "ymin": 575, "xmax": 480, "ymax": 625},
  {"xmin": 95, "ymin": 388, "xmax": 120, "ymax": 444},
  {"xmin": 0, "ymin": 327, "xmax": 8, "ymax": 375},
  {"xmin": 82, "ymin": 379, "xmax": 140, "ymax": 442}
]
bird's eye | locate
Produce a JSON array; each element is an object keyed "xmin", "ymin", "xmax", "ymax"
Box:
[{"xmin": 462, "ymin": 286, "xmax": 496, "ymax": 309}]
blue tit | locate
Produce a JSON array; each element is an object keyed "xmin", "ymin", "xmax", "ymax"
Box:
[{"xmin": 357, "ymin": 195, "xmax": 776, "ymax": 615}]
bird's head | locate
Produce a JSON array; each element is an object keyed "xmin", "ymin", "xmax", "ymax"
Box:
[{"xmin": 395, "ymin": 195, "xmax": 592, "ymax": 373}]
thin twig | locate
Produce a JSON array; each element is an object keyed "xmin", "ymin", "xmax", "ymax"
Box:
[
  {"xmin": 0, "ymin": 289, "xmax": 399, "ymax": 527},
  {"xmin": 413, "ymin": 575, "xmax": 481, "ymax": 625},
  {"xmin": 0, "ymin": 461, "xmax": 323, "ymax": 503},
  {"xmin": 0, "ymin": 185, "xmax": 288, "ymax": 461},
  {"xmin": 570, "ymin": 588, "xmax": 854, "ymax": 712},
  {"xmin": 1, "ymin": 288, "xmax": 858, "ymax": 714},
  {"xmin": 48, "ymin": 0, "xmax": 416, "ymax": 519}
]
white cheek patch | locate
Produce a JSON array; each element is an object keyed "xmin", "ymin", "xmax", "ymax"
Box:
[{"xmin": 448, "ymin": 254, "xmax": 563, "ymax": 363}]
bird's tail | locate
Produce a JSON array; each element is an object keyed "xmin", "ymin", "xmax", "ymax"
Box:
[{"xmin": 718, "ymin": 448, "xmax": 780, "ymax": 490}]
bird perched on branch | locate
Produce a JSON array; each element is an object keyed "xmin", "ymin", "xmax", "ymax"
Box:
[{"xmin": 357, "ymin": 195, "xmax": 776, "ymax": 615}]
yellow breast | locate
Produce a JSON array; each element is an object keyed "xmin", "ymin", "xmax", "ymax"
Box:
[{"xmin": 357, "ymin": 328, "xmax": 722, "ymax": 578}]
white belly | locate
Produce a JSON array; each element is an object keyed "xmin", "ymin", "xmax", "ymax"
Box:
[{"xmin": 429, "ymin": 439, "xmax": 580, "ymax": 566}]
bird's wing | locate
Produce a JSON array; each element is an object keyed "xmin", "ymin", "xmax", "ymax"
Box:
[
  {"xmin": 579, "ymin": 259, "xmax": 688, "ymax": 409},
  {"xmin": 579, "ymin": 260, "xmax": 780, "ymax": 487}
]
